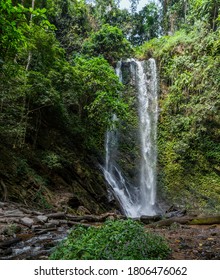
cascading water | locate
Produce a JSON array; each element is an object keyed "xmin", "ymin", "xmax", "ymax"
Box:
[
  {"xmin": 135, "ymin": 58, "xmax": 158, "ymax": 215},
  {"xmin": 103, "ymin": 58, "xmax": 158, "ymax": 217},
  {"xmin": 103, "ymin": 62, "xmax": 138, "ymax": 217}
]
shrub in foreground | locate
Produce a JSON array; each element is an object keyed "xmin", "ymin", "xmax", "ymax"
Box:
[{"xmin": 50, "ymin": 219, "xmax": 171, "ymax": 260}]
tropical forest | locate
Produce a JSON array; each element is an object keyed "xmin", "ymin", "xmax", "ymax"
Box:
[{"xmin": 0, "ymin": 0, "xmax": 220, "ymax": 260}]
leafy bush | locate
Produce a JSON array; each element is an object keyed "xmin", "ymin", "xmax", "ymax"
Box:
[{"xmin": 50, "ymin": 219, "xmax": 171, "ymax": 260}]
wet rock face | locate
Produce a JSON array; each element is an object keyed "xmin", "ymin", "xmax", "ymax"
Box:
[{"xmin": 114, "ymin": 61, "xmax": 141, "ymax": 187}]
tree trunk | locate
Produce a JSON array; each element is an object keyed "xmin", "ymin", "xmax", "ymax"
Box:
[{"xmin": 16, "ymin": 0, "xmax": 35, "ymax": 147}]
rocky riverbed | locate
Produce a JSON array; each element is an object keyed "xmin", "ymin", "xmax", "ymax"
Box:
[{"xmin": 1, "ymin": 202, "xmax": 220, "ymax": 260}]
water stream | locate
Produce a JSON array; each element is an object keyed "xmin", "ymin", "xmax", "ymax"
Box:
[{"xmin": 103, "ymin": 58, "xmax": 158, "ymax": 217}]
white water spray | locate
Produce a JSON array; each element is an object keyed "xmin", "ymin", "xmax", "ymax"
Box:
[{"xmin": 103, "ymin": 58, "xmax": 158, "ymax": 217}]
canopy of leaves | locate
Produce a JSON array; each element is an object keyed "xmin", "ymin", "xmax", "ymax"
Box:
[
  {"xmin": 130, "ymin": 2, "xmax": 160, "ymax": 45},
  {"xmin": 159, "ymin": 0, "xmax": 219, "ymax": 34},
  {"xmin": 82, "ymin": 24, "xmax": 133, "ymax": 65},
  {"xmin": 0, "ymin": 0, "xmax": 133, "ymax": 150},
  {"xmin": 62, "ymin": 56, "xmax": 128, "ymax": 147},
  {"xmin": 0, "ymin": 0, "xmax": 26, "ymax": 59}
]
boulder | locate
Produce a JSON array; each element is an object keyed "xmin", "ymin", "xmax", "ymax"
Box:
[
  {"xmin": 19, "ymin": 217, "xmax": 35, "ymax": 228},
  {"xmin": 36, "ymin": 215, "xmax": 48, "ymax": 224}
]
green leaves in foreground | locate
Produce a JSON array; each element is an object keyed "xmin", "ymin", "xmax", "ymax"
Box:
[{"xmin": 50, "ymin": 219, "xmax": 171, "ymax": 260}]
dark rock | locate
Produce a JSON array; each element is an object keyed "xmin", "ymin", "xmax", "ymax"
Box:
[
  {"xmin": 0, "ymin": 248, "xmax": 13, "ymax": 257},
  {"xmin": 68, "ymin": 196, "xmax": 81, "ymax": 208},
  {"xmin": 165, "ymin": 210, "xmax": 187, "ymax": 219},
  {"xmin": 0, "ymin": 202, "xmax": 6, "ymax": 208},
  {"xmin": 166, "ymin": 205, "xmax": 179, "ymax": 213},
  {"xmin": 47, "ymin": 212, "xmax": 66, "ymax": 219},
  {"xmin": 140, "ymin": 215, "xmax": 162, "ymax": 224}
]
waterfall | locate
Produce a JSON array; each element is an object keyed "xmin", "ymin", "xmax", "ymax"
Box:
[
  {"xmin": 103, "ymin": 58, "xmax": 158, "ymax": 217},
  {"xmin": 135, "ymin": 59, "xmax": 158, "ymax": 215},
  {"xmin": 103, "ymin": 62, "xmax": 138, "ymax": 217}
]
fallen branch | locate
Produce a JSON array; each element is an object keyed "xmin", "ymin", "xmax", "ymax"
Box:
[
  {"xmin": 66, "ymin": 213, "xmax": 125, "ymax": 223},
  {"xmin": 147, "ymin": 216, "xmax": 194, "ymax": 228},
  {"xmin": 146, "ymin": 214, "xmax": 220, "ymax": 228},
  {"xmin": 47, "ymin": 212, "xmax": 66, "ymax": 219},
  {"xmin": 35, "ymin": 228, "xmax": 57, "ymax": 235},
  {"xmin": 189, "ymin": 215, "xmax": 220, "ymax": 225},
  {"xmin": 67, "ymin": 221, "xmax": 93, "ymax": 228},
  {"xmin": 140, "ymin": 215, "xmax": 162, "ymax": 224}
]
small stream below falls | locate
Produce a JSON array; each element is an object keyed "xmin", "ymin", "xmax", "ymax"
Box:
[
  {"xmin": 1, "ymin": 229, "xmax": 67, "ymax": 260},
  {"xmin": 0, "ymin": 202, "xmax": 70, "ymax": 260}
]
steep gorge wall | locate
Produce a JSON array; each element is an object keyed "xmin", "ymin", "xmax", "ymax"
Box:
[
  {"xmin": 0, "ymin": 131, "xmax": 111, "ymax": 214},
  {"xmin": 142, "ymin": 28, "xmax": 220, "ymax": 213}
]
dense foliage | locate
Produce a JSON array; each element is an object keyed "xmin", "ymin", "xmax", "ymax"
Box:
[
  {"xmin": 50, "ymin": 220, "xmax": 171, "ymax": 260},
  {"xmin": 0, "ymin": 0, "xmax": 219, "ymax": 213},
  {"xmin": 82, "ymin": 24, "xmax": 133, "ymax": 64},
  {"xmin": 0, "ymin": 0, "xmax": 132, "ymax": 206},
  {"xmin": 139, "ymin": 0, "xmax": 220, "ymax": 212},
  {"xmin": 0, "ymin": 0, "xmax": 158, "ymax": 151}
]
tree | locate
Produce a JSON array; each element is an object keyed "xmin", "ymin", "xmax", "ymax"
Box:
[
  {"xmin": 0, "ymin": 0, "xmax": 63, "ymax": 147},
  {"xmin": 82, "ymin": 24, "xmax": 133, "ymax": 65},
  {"xmin": 64, "ymin": 56, "xmax": 129, "ymax": 147},
  {"xmin": 47, "ymin": 0, "xmax": 92, "ymax": 57},
  {"xmin": 159, "ymin": 0, "xmax": 188, "ymax": 34},
  {"xmin": 188, "ymin": 0, "xmax": 219, "ymax": 31},
  {"xmin": 130, "ymin": 3, "xmax": 160, "ymax": 45},
  {"xmin": 0, "ymin": 0, "xmax": 26, "ymax": 60}
]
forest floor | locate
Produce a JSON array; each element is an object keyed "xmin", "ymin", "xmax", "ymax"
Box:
[
  {"xmin": 0, "ymin": 201, "xmax": 220, "ymax": 260},
  {"xmin": 148, "ymin": 224, "xmax": 220, "ymax": 260}
]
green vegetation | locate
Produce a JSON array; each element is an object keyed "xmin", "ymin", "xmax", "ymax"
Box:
[
  {"xmin": 138, "ymin": 0, "xmax": 220, "ymax": 212},
  {"xmin": 50, "ymin": 219, "xmax": 171, "ymax": 260},
  {"xmin": 0, "ymin": 0, "xmax": 135, "ymax": 207},
  {"xmin": 0, "ymin": 0, "xmax": 219, "ymax": 214},
  {"xmin": 82, "ymin": 24, "xmax": 133, "ymax": 64}
]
